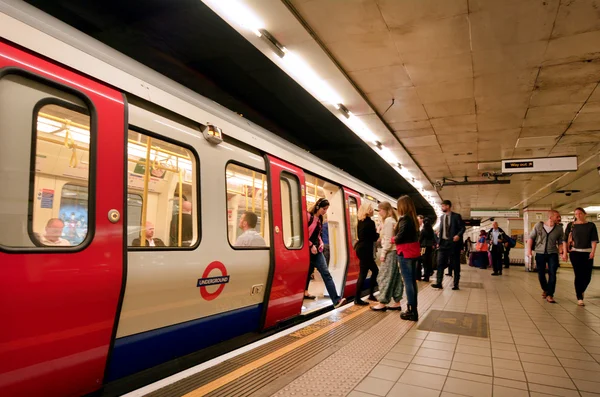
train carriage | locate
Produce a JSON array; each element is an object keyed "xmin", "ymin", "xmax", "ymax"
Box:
[{"xmin": 0, "ymin": 3, "xmax": 399, "ymax": 396}]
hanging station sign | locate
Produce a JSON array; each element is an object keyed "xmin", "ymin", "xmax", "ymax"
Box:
[
  {"xmin": 502, "ymin": 156, "xmax": 577, "ymax": 174},
  {"xmin": 470, "ymin": 209, "xmax": 520, "ymax": 218}
]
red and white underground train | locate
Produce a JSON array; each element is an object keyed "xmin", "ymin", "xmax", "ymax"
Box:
[{"xmin": 0, "ymin": 3, "xmax": 402, "ymax": 396}]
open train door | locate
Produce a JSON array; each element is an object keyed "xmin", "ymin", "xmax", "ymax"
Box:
[
  {"xmin": 342, "ymin": 188, "xmax": 361, "ymax": 299},
  {"xmin": 262, "ymin": 155, "xmax": 309, "ymax": 329},
  {"xmin": 0, "ymin": 42, "xmax": 125, "ymax": 396}
]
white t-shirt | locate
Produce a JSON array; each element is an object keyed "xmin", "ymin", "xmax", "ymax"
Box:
[
  {"xmin": 40, "ymin": 236, "xmax": 70, "ymax": 246},
  {"xmin": 543, "ymin": 224, "xmax": 554, "ymax": 234},
  {"xmin": 235, "ymin": 229, "xmax": 266, "ymax": 247}
]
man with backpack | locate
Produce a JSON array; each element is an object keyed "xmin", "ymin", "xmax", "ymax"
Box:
[
  {"xmin": 487, "ymin": 221, "xmax": 510, "ymax": 276},
  {"xmin": 526, "ymin": 210, "xmax": 567, "ymax": 303}
]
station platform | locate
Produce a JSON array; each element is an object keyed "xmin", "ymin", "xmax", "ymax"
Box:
[{"xmin": 125, "ymin": 265, "xmax": 600, "ymax": 397}]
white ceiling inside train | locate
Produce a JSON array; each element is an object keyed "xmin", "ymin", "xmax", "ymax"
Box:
[{"xmin": 25, "ymin": 0, "xmax": 600, "ymax": 218}]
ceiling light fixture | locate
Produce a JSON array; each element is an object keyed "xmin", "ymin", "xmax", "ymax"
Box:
[{"xmin": 583, "ymin": 206, "xmax": 600, "ymax": 213}]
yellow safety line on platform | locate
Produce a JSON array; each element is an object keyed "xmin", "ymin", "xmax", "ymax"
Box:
[{"xmin": 183, "ymin": 305, "xmax": 370, "ymax": 397}]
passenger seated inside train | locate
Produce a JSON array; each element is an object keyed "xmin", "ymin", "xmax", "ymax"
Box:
[
  {"xmin": 235, "ymin": 211, "xmax": 266, "ymax": 247},
  {"xmin": 170, "ymin": 200, "xmax": 193, "ymax": 246},
  {"xmin": 132, "ymin": 221, "xmax": 165, "ymax": 247},
  {"xmin": 39, "ymin": 218, "xmax": 70, "ymax": 246}
]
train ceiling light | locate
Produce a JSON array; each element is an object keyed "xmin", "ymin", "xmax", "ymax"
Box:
[{"xmin": 202, "ymin": 0, "xmax": 442, "ymax": 216}]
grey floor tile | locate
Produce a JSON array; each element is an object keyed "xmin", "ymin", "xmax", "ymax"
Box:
[
  {"xmin": 384, "ymin": 352, "xmax": 414, "ymax": 363},
  {"xmin": 493, "ymin": 385, "xmax": 529, "ymax": 397},
  {"xmin": 347, "ymin": 391, "xmax": 379, "ymax": 397},
  {"xmin": 427, "ymin": 332, "xmax": 459, "ymax": 343},
  {"xmin": 552, "ymin": 348, "xmax": 596, "ymax": 361},
  {"xmin": 396, "ymin": 337, "xmax": 425, "ymax": 347},
  {"xmin": 492, "ymin": 342, "xmax": 517, "ymax": 352},
  {"xmin": 387, "ymin": 383, "xmax": 441, "ymax": 397},
  {"xmin": 493, "ymin": 357, "xmax": 522, "ymax": 370},
  {"xmin": 493, "ymin": 378, "xmax": 528, "ymax": 391},
  {"xmin": 522, "ymin": 361, "xmax": 569, "ymax": 377},
  {"xmin": 443, "ymin": 377, "xmax": 492, "ymax": 397},
  {"xmin": 354, "ymin": 376, "xmax": 395, "ymax": 396},
  {"xmin": 421, "ymin": 340, "xmax": 457, "ymax": 352},
  {"xmin": 411, "ymin": 356, "xmax": 452, "ymax": 369},
  {"xmin": 408, "ymin": 363, "xmax": 450, "ymax": 376},
  {"xmin": 527, "ymin": 383, "xmax": 580, "ymax": 397},
  {"xmin": 455, "ymin": 344, "xmax": 491, "ymax": 357},
  {"xmin": 390, "ymin": 344, "xmax": 420, "ymax": 355},
  {"xmin": 516, "ymin": 345, "xmax": 556, "ymax": 357},
  {"xmin": 451, "ymin": 361, "xmax": 493, "ymax": 376},
  {"xmin": 526, "ymin": 372, "xmax": 576, "ymax": 389},
  {"xmin": 519, "ymin": 352, "xmax": 561, "ymax": 365},
  {"xmin": 493, "ymin": 368, "xmax": 527, "ymax": 381},
  {"xmin": 398, "ymin": 369, "xmax": 446, "ymax": 390},
  {"xmin": 448, "ymin": 369, "xmax": 492, "ymax": 384},
  {"xmin": 379, "ymin": 359, "xmax": 409, "ymax": 369},
  {"xmin": 559, "ymin": 357, "xmax": 600, "ymax": 371},
  {"xmin": 573, "ymin": 378, "xmax": 600, "ymax": 393},
  {"xmin": 492, "ymin": 349, "xmax": 520, "ymax": 360},
  {"xmin": 453, "ymin": 352, "xmax": 492, "ymax": 366},
  {"xmin": 368, "ymin": 364, "xmax": 404, "ymax": 382},
  {"xmin": 417, "ymin": 347, "xmax": 455, "ymax": 361}
]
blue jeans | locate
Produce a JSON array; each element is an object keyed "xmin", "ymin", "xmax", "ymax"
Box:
[
  {"xmin": 536, "ymin": 253, "xmax": 559, "ymax": 297},
  {"xmin": 399, "ymin": 255, "xmax": 418, "ymax": 307},
  {"xmin": 310, "ymin": 252, "xmax": 341, "ymax": 304}
]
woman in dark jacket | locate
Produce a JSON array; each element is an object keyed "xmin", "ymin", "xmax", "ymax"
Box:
[
  {"xmin": 419, "ymin": 217, "xmax": 435, "ymax": 282},
  {"xmin": 394, "ymin": 195, "xmax": 421, "ymax": 321},
  {"xmin": 354, "ymin": 203, "xmax": 379, "ymax": 305}
]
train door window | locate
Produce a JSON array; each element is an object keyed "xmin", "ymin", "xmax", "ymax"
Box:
[
  {"xmin": 226, "ymin": 163, "xmax": 270, "ymax": 248},
  {"xmin": 348, "ymin": 196, "xmax": 359, "ymax": 247},
  {"xmin": 59, "ymin": 184, "xmax": 89, "ymax": 246},
  {"xmin": 0, "ymin": 72, "xmax": 93, "ymax": 249},
  {"xmin": 280, "ymin": 173, "xmax": 303, "ymax": 249},
  {"xmin": 126, "ymin": 129, "xmax": 198, "ymax": 248}
]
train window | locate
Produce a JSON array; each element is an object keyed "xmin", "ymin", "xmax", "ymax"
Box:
[
  {"xmin": 348, "ymin": 196, "xmax": 358, "ymax": 247},
  {"xmin": 0, "ymin": 72, "xmax": 93, "ymax": 249},
  {"xmin": 280, "ymin": 173, "xmax": 303, "ymax": 249},
  {"xmin": 226, "ymin": 163, "xmax": 270, "ymax": 248},
  {"xmin": 127, "ymin": 129, "xmax": 198, "ymax": 248},
  {"xmin": 58, "ymin": 184, "xmax": 89, "ymax": 246}
]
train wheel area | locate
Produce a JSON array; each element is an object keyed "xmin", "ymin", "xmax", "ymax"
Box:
[{"xmin": 121, "ymin": 265, "xmax": 600, "ymax": 397}]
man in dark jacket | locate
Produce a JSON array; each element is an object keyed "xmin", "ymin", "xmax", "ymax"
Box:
[
  {"xmin": 487, "ymin": 222, "xmax": 509, "ymax": 276},
  {"xmin": 432, "ymin": 200, "xmax": 465, "ymax": 290}
]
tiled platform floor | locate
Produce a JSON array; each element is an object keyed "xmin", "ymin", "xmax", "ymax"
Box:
[{"xmin": 349, "ymin": 265, "xmax": 600, "ymax": 397}]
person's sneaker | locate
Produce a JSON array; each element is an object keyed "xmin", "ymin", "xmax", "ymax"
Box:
[
  {"xmin": 578, "ymin": 300, "xmax": 585, "ymax": 306},
  {"xmin": 546, "ymin": 296, "xmax": 556, "ymax": 303},
  {"xmin": 367, "ymin": 295, "xmax": 378, "ymax": 302},
  {"xmin": 335, "ymin": 298, "xmax": 347, "ymax": 308},
  {"xmin": 491, "ymin": 272, "xmax": 499, "ymax": 276},
  {"xmin": 354, "ymin": 299, "xmax": 369, "ymax": 306},
  {"xmin": 431, "ymin": 284, "xmax": 443, "ymax": 289},
  {"xmin": 452, "ymin": 286, "xmax": 459, "ymax": 290},
  {"xmin": 541, "ymin": 291, "xmax": 547, "ymax": 298}
]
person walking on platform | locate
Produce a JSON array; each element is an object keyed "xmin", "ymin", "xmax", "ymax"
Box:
[
  {"xmin": 416, "ymin": 215, "xmax": 424, "ymax": 280},
  {"xmin": 419, "ymin": 217, "xmax": 435, "ymax": 282},
  {"xmin": 371, "ymin": 201, "xmax": 403, "ymax": 311},
  {"xmin": 393, "ymin": 195, "xmax": 421, "ymax": 321},
  {"xmin": 354, "ymin": 203, "xmax": 379, "ymax": 305},
  {"xmin": 526, "ymin": 210, "xmax": 567, "ymax": 304},
  {"xmin": 488, "ymin": 222, "xmax": 508, "ymax": 276},
  {"xmin": 304, "ymin": 198, "xmax": 346, "ymax": 308},
  {"xmin": 568, "ymin": 207, "xmax": 598, "ymax": 306},
  {"xmin": 432, "ymin": 200, "xmax": 465, "ymax": 291}
]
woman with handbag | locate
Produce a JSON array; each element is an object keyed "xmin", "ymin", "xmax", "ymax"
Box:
[
  {"xmin": 371, "ymin": 201, "xmax": 403, "ymax": 311},
  {"xmin": 568, "ymin": 207, "xmax": 598, "ymax": 306},
  {"xmin": 394, "ymin": 195, "xmax": 421, "ymax": 321},
  {"xmin": 475, "ymin": 230, "xmax": 489, "ymax": 269}
]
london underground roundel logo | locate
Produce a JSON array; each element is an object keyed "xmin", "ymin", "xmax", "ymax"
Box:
[{"xmin": 197, "ymin": 261, "xmax": 230, "ymax": 301}]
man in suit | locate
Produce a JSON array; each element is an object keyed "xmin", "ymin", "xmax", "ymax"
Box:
[
  {"xmin": 487, "ymin": 221, "xmax": 509, "ymax": 276},
  {"xmin": 432, "ymin": 200, "xmax": 465, "ymax": 290},
  {"xmin": 170, "ymin": 200, "xmax": 193, "ymax": 246},
  {"xmin": 132, "ymin": 221, "xmax": 166, "ymax": 247}
]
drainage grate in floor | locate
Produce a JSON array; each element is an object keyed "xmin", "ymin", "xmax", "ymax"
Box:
[
  {"xmin": 418, "ymin": 310, "xmax": 488, "ymax": 338},
  {"xmin": 460, "ymin": 282, "xmax": 484, "ymax": 289}
]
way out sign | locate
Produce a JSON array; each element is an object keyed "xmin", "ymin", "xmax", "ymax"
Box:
[{"xmin": 502, "ymin": 156, "xmax": 577, "ymax": 174}]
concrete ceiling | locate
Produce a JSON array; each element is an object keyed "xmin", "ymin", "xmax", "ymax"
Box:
[{"xmin": 286, "ymin": 0, "xmax": 600, "ymax": 216}]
